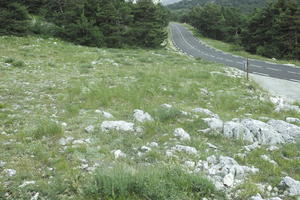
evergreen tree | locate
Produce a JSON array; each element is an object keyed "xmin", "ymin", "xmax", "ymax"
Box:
[{"xmin": 0, "ymin": 1, "xmax": 29, "ymax": 35}]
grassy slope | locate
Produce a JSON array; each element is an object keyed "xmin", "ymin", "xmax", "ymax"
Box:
[
  {"xmin": 181, "ymin": 23, "xmax": 300, "ymax": 67},
  {"xmin": 0, "ymin": 35, "xmax": 299, "ymax": 199}
]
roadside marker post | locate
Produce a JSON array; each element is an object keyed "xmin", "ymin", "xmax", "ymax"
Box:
[{"xmin": 244, "ymin": 58, "xmax": 249, "ymax": 81}]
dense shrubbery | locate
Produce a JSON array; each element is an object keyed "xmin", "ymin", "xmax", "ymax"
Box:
[
  {"xmin": 178, "ymin": 0, "xmax": 300, "ymax": 60},
  {"xmin": 0, "ymin": 0, "xmax": 169, "ymax": 48}
]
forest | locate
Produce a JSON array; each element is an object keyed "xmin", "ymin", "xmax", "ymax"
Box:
[
  {"xmin": 173, "ymin": 0, "xmax": 300, "ymax": 60},
  {"xmin": 0, "ymin": 0, "xmax": 169, "ymax": 48}
]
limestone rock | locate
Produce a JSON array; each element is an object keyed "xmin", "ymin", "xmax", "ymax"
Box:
[
  {"xmin": 192, "ymin": 107, "xmax": 219, "ymax": 118},
  {"xmin": 267, "ymin": 120, "xmax": 300, "ymax": 143},
  {"xmin": 101, "ymin": 121, "xmax": 134, "ymax": 132},
  {"xmin": 3, "ymin": 169, "xmax": 16, "ymax": 176},
  {"xmin": 133, "ymin": 109, "xmax": 153, "ymax": 123},
  {"xmin": 113, "ymin": 150, "xmax": 126, "ymax": 159},
  {"xmin": 171, "ymin": 145, "xmax": 198, "ymax": 155},
  {"xmin": 85, "ymin": 125, "xmax": 94, "ymax": 133},
  {"xmin": 173, "ymin": 128, "xmax": 191, "ymax": 141},
  {"xmin": 279, "ymin": 176, "xmax": 300, "ymax": 196},
  {"xmin": 249, "ymin": 193, "xmax": 282, "ymax": 200},
  {"xmin": 286, "ymin": 117, "xmax": 300, "ymax": 124},
  {"xmin": 203, "ymin": 118, "xmax": 223, "ymax": 131},
  {"xmin": 95, "ymin": 110, "xmax": 113, "ymax": 118}
]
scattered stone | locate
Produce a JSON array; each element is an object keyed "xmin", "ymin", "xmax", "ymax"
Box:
[
  {"xmin": 85, "ymin": 125, "xmax": 94, "ymax": 133},
  {"xmin": 173, "ymin": 128, "xmax": 191, "ymax": 141},
  {"xmin": 3, "ymin": 169, "xmax": 16, "ymax": 176},
  {"xmin": 58, "ymin": 136, "xmax": 74, "ymax": 146},
  {"xmin": 270, "ymin": 97, "xmax": 300, "ymax": 113},
  {"xmin": 286, "ymin": 117, "xmax": 300, "ymax": 124},
  {"xmin": 192, "ymin": 107, "xmax": 219, "ymax": 118},
  {"xmin": 133, "ymin": 109, "xmax": 153, "ymax": 123},
  {"xmin": 198, "ymin": 128, "xmax": 211, "ymax": 134},
  {"xmin": 61, "ymin": 122, "xmax": 67, "ymax": 127},
  {"xmin": 140, "ymin": 146, "xmax": 151, "ymax": 152},
  {"xmin": 207, "ymin": 142, "xmax": 218, "ymax": 149},
  {"xmin": 31, "ymin": 192, "xmax": 39, "ymax": 200},
  {"xmin": 279, "ymin": 176, "xmax": 300, "ymax": 196},
  {"xmin": 171, "ymin": 145, "xmax": 198, "ymax": 155},
  {"xmin": 267, "ymin": 146, "xmax": 279, "ymax": 151},
  {"xmin": 148, "ymin": 142, "xmax": 158, "ymax": 147},
  {"xmin": 267, "ymin": 185, "xmax": 273, "ymax": 192},
  {"xmin": 196, "ymin": 156, "xmax": 258, "ymax": 189},
  {"xmin": 203, "ymin": 118, "xmax": 223, "ymax": 131},
  {"xmin": 161, "ymin": 104, "xmax": 172, "ymax": 109},
  {"xmin": 19, "ymin": 181, "xmax": 36, "ymax": 188},
  {"xmin": 113, "ymin": 150, "xmax": 126, "ymax": 159},
  {"xmin": 245, "ymin": 142, "xmax": 260, "ymax": 151},
  {"xmin": 261, "ymin": 155, "xmax": 277, "ymax": 165},
  {"xmin": 101, "ymin": 121, "xmax": 134, "ymax": 132},
  {"xmin": 184, "ymin": 161, "xmax": 196, "ymax": 168},
  {"xmin": 0, "ymin": 161, "xmax": 6, "ymax": 167},
  {"xmin": 95, "ymin": 110, "xmax": 113, "ymax": 118},
  {"xmin": 249, "ymin": 193, "xmax": 282, "ymax": 200}
]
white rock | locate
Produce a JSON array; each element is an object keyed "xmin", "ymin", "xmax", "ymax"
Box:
[
  {"xmin": 101, "ymin": 121, "xmax": 134, "ymax": 132},
  {"xmin": 192, "ymin": 107, "xmax": 219, "ymax": 118},
  {"xmin": 224, "ymin": 121, "xmax": 254, "ymax": 143},
  {"xmin": 166, "ymin": 150, "xmax": 173, "ymax": 157},
  {"xmin": 249, "ymin": 193, "xmax": 282, "ymax": 200},
  {"xmin": 184, "ymin": 161, "xmax": 195, "ymax": 168},
  {"xmin": 267, "ymin": 146, "xmax": 279, "ymax": 151},
  {"xmin": 161, "ymin": 104, "xmax": 172, "ymax": 109},
  {"xmin": 133, "ymin": 109, "xmax": 153, "ymax": 123},
  {"xmin": 198, "ymin": 128, "xmax": 211, "ymax": 134},
  {"xmin": 207, "ymin": 142, "xmax": 218, "ymax": 149},
  {"xmin": 31, "ymin": 192, "xmax": 39, "ymax": 200},
  {"xmin": 95, "ymin": 110, "xmax": 113, "ymax": 118},
  {"xmin": 113, "ymin": 150, "xmax": 126, "ymax": 159},
  {"xmin": 203, "ymin": 118, "xmax": 223, "ymax": 131},
  {"xmin": 85, "ymin": 125, "xmax": 94, "ymax": 133},
  {"xmin": 19, "ymin": 181, "xmax": 36, "ymax": 188},
  {"xmin": 284, "ymin": 63, "xmax": 296, "ymax": 67},
  {"xmin": 148, "ymin": 142, "xmax": 158, "ymax": 147},
  {"xmin": 261, "ymin": 155, "xmax": 277, "ymax": 165},
  {"xmin": 0, "ymin": 161, "xmax": 6, "ymax": 167},
  {"xmin": 140, "ymin": 146, "xmax": 151, "ymax": 152},
  {"xmin": 267, "ymin": 120, "xmax": 300, "ymax": 143},
  {"xmin": 279, "ymin": 176, "xmax": 300, "ymax": 196},
  {"xmin": 286, "ymin": 117, "xmax": 300, "ymax": 124},
  {"xmin": 72, "ymin": 139, "xmax": 86, "ymax": 145},
  {"xmin": 61, "ymin": 122, "xmax": 67, "ymax": 127},
  {"xmin": 245, "ymin": 142, "xmax": 260, "ymax": 151},
  {"xmin": 241, "ymin": 119, "xmax": 284, "ymax": 144},
  {"xmin": 3, "ymin": 169, "xmax": 16, "ymax": 176},
  {"xmin": 223, "ymin": 173, "xmax": 235, "ymax": 187},
  {"xmin": 173, "ymin": 128, "xmax": 191, "ymax": 141},
  {"xmin": 267, "ymin": 185, "xmax": 273, "ymax": 192},
  {"xmin": 172, "ymin": 145, "xmax": 198, "ymax": 155}
]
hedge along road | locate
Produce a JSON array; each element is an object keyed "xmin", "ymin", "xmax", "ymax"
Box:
[{"xmin": 170, "ymin": 22, "xmax": 300, "ymax": 83}]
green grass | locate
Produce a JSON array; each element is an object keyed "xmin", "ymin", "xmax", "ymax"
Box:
[
  {"xmin": 180, "ymin": 23, "xmax": 300, "ymax": 67},
  {"xmin": 0, "ymin": 35, "xmax": 299, "ymax": 199}
]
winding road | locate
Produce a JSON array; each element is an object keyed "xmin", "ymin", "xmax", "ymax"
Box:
[{"xmin": 170, "ymin": 23, "xmax": 300, "ymax": 83}]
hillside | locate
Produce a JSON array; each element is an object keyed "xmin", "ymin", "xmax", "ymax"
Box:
[
  {"xmin": 1, "ymin": 35, "xmax": 300, "ymax": 199},
  {"xmin": 167, "ymin": 0, "xmax": 273, "ymax": 13}
]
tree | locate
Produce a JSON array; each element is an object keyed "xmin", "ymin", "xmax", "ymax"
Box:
[{"xmin": 0, "ymin": 1, "xmax": 29, "ymax": 35}]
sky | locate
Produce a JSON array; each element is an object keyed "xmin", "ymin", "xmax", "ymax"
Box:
[{"xmin": 160, "ymin": 0, "xmax": 182, "ymax": 5}]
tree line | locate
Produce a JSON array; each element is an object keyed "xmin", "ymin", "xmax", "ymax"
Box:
[
  {"xmin": 177, "ymin": 0, "xmax": 300, "ymax": 60},
  {"xmin": 0, "ymin": 0, "xmax": 169, "ymax": 48}
]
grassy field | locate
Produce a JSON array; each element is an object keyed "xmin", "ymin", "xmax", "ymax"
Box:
[
  {"xmin": 0, "ymin": 35, "xmax": 300, "ymax": 199},
  {"xmin": 181, "ymin": 23, "xmax": 300, "ymax": 67}
]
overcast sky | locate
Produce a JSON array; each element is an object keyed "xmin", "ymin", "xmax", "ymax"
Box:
[{"xmin": 160, "ymin": 0, "xmax": 182, "ymax": 5}]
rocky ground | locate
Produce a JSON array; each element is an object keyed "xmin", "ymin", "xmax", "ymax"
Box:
[{"xmin": 0, "ymin": 36, "xmax": 300, "ymax": 199}]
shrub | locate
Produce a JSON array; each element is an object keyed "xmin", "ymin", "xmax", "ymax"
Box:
[
  {"xmin": 31, "ymin": 120, "xmax": 63, "ymax": 139},
  {"xmin": 83, "ymin": 165, "xmax": 226, "ymax": 200}
]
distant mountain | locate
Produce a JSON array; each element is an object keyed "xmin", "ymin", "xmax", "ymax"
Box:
[{"xmin": 166, "ymin": 0, "xmax": 273, "ymax": 13}]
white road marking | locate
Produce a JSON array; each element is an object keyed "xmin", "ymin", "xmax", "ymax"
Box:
[
  {"xmin": 287, "ymin": 71, "xmax": 300, "ymax": 75},
  {"xmin": 266, "ymin": 67, "xmax": 281, "ymax": 72},
  {"xmin": 252, "ymin": 64, "xmax": 263, "ymax": 68},
  {"xmin": 253, "ymin": 72, "xmax": 270, "ymax": 77}
]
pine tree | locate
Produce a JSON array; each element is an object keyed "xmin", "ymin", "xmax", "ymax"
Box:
[{"xmin": 0, "ymin": 1, "xmax": 29, "ymax": 35}]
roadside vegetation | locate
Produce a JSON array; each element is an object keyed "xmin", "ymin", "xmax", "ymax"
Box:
[{"xmin": 1, "ymin": 35, "xmax": 300, "ymax": 199}]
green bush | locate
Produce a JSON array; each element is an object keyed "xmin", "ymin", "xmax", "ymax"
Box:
[
  {"xmin": 83, "ymin": 165, "xmax": 226, "ymax": 200},
  {"xmin": 31, "ymin": 120, "xmax": 63, "ymax": 139}
]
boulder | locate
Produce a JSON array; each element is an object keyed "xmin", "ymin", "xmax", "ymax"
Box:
[
  {"xmin": 101, "ymin": 121, "xmax": 134, "ymax": 132},
  {"xmin": 267, "ymin": 120, "xmax": 300, "ymax": 143},
  {"xmin": 192, "ymin": 107, "xmax": 219, "ymax": 118},
  {"xmin": 203, "ymin": 118, "xmax": 223, "ymax": 131},
  {"xmin": 173, "ymin": 128, "xmax": 191, "ymax": 141},
  {"xmin": 279, "ymin": 176, "xmax": 300, "ymax": 196},
  {"xmin": 133, "ymin": 109, "xmax": 153, "ymax": 123},
  {"xmin": 224, "ymin": 121, "xmax": 254, "ymax": 143}
]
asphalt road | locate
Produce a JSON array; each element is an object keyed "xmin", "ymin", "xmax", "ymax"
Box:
[{"xmin": 170, "ymin": 23, "xmax": 300, "ymax": 83}]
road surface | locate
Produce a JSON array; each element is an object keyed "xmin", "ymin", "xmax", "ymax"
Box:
[{"xmin": 170, "ymin": 23, "xmax": 300, "ymax": 83}]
